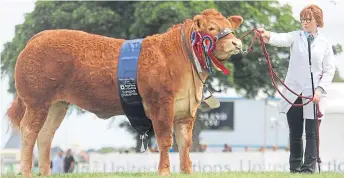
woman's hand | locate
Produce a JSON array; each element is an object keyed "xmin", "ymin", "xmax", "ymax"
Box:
[
  {"xmin": 312, "ymin": 89, "xmax": 321, "ymax": 104},
  {"xmin": 255, "ymin": 28, "xmax": 271, "ymax": 43}
]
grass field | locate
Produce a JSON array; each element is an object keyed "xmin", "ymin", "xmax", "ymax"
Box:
[{"xmin": 2, "ymin": 172, "xmax": 344, "ymax": 178}]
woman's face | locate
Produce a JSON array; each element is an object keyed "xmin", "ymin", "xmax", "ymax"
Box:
[{"xmin": 301, "ymin": 14, "xmax": 318, "ymax": 33}]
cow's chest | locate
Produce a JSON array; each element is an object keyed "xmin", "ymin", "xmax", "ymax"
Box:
[{"xmin": 173, "ymin": 73, "xmax": 203, "ymax": 120}]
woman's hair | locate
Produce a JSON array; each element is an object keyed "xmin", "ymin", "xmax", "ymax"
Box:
[{"xmin": 300, "ymin": 4, "xmax": 324, "ymax": 27}]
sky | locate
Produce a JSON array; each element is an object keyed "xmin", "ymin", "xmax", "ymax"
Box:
[{"xmin": 0, "ymin": 0, "xmax": 343, "ymax": 150}]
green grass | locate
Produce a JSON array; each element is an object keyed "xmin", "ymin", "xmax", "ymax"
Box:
[{"xmin": 2, "ymin": 172, "xmax": 344, "ymax": 178}]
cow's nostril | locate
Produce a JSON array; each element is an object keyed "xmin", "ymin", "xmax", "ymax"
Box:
[{"xmin": 232, "ymin": 41, "xmax": 237, "ymax": 46}]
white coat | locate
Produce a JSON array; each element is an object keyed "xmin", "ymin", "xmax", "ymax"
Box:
[{"xmin": 267, "ymin": 30, "xmax": 336, "ymax": 119}]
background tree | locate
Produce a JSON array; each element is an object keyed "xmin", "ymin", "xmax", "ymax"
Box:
[
  {"xmin": 333, "ymin": 70, "xmax": 344, "ymax": 82},
  {"xmin": 1, "ymin": 1, "xmax": 342, "ymax": 151},
  {"xmin": 332, "ymin": 44, "xmax": 344, "ymax": 82}
]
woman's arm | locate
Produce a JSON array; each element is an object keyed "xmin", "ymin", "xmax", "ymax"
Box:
[
  {"xmin": 256, "ymin": 28, "xmax": 294, "ymax": 47},
  {"xmin": 267, "ymin": 31, "xmax": 294, "ymax": 47},
  {"xmin": 318, "ymin": 43, "xmax": 336, "ymax": 92}
]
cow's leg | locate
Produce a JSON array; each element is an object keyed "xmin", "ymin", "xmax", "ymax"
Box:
[
  {"xmin": 20, "ymin": 104, "xmax": 50, "ymax": 177},
  {"xmin": 37, "ymin": 101, "xmax": 69, "ymax": 176},
  {"xmin": 150, "ymin": 101, "xmax": 174, "ymax": 176},
  {"xmin": 174, "ymin": 117, "xmax": 194, "ymax": 174}
]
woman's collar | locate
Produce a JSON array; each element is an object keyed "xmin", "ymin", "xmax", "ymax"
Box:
[{"xmin": 304, "ymin": 28, "xmax": 319, "ymax": 38}]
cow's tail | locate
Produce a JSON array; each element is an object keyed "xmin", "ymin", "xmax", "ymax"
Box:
[{"xmin": 6, "ymin": 95, "xmax": 26, "ymax": 130}]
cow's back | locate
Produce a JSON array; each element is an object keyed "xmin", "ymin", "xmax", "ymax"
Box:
[{"xmin": 16, "ymin": 29, "xmax": 126, "ymax": 118}]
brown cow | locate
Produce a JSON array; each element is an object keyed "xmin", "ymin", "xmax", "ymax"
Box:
[{"xmin": 6, "ymin": 9, "xmax": 243, "ymax": 177}]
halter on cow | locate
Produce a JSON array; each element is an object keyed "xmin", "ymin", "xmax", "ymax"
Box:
[{"xmin": 184, "ymin": 27, "xmax": 235, "ymax": 76}]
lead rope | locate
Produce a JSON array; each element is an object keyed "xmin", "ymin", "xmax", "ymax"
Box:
[
  {"xmin": 239, "ymin": 29, "xmax": 322, "ymax": 117},
  {"xmin": 240, "ymin": 29, "xmax": 322, "ymax": 171}
]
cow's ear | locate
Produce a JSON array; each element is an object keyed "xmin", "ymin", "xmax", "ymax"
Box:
[
  {"xmin": 193, "ymin": 15, "xmax": 207, "ymax": 31},
  {"xmin": 228, "ymin": 16, "xmax": 243, "ymax": 30}
]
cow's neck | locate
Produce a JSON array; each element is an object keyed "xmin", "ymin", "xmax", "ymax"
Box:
[{"xmin": 175, "ymin": 20, "xmax": 210, "ymax": 84}]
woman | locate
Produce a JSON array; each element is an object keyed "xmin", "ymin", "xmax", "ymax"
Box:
[{"xmin": 256, "ymin": 4, "xmax": 336, "ymax": 173}]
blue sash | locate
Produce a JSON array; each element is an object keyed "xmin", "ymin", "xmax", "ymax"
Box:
[{"xmin": 117, "ymin": 39, "xmax": 152, "ymax": 143}]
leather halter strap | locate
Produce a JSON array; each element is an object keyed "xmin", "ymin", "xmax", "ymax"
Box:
[{"xmin": 214, "ymin": 28, "xmax": 233, "ymax": 42}]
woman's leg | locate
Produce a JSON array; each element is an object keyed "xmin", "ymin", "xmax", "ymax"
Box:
[
  {"xmin": 286, "ymin": 97, "xmax": 305, "ymax": 173},
  {"xmin": 301, "ymin": 118, "xmax": 322, "ymax": 173}
]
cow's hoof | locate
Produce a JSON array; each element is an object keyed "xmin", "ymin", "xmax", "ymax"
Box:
[
  {"xmin": 180, "ymin": 161, "xmax": 192, "ymax": 174},
  {"xmin": 181, "ymin": 168, "xmax": 192, "ymax": 174},
  {"xmin": 158, "ymin": 169, "xmax": 171, "ymax": 176},
  {"xmin": 38, "ymin": 170, "xmax": 51, "ymax": 176},
  {"xmin": 21, "ymin": 172, "xmax": 33, "ymax": 178}
]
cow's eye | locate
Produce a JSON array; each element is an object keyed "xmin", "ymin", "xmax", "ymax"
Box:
[{"xmin": 208, "ymin": 27, "xmax": 215, "ymax": 31}]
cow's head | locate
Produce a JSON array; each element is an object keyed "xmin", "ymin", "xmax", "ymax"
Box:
[{"xmin": 192, "ymin": 9, "xmax": 243, "ymax": 71}]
